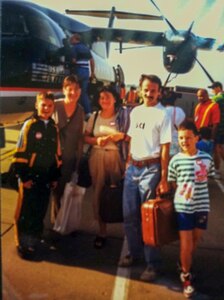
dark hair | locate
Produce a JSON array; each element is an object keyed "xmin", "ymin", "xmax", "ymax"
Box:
[
  {"xmin": 199, "ymin": 127, "xmax": 212, "ymax": 140},
  {"xmin": 36, "ymin": 91, "xmax": 54, "ymax": 102},
  {"xmin": 139, "ymin": 74, "xmax": 162, "ymax": 89},
  {"xmin": 178, "ymin": 119, "xmax": 199, "ymax": 136},
  {"xmin": 63, "ymin": 74, "xmax": 80, "ymax": 88},
  {"xmin": 97, "ymin": 85, "xmax": 121, "ymax": 109},
  {"xmin": 99, "ymin": 85, "xmax": 120, "ymax": 102}
]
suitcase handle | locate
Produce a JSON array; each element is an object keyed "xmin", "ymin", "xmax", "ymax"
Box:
[{"xmin": 157, "ymin": 192, "xmax": 174, "ymax": 201}]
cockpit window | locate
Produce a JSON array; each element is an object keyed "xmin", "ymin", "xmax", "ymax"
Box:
[
  {"xmin": 2, "ymin": 5, "xmax": 63, "ymax": 48},
  {"xmin": 27, "ymin": 12, "xmax": 61, "ymax": 47},
  {"xmin": 2, "ymin": 14, "xmax": 29, "ymax": 36}
]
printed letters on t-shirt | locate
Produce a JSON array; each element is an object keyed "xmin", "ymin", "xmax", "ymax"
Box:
[{"xmin": 136, "ymin": 122, "xmax": 145, "ymax": 129}]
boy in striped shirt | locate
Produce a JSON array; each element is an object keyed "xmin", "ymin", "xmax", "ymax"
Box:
[{"xmin": 168, "ymin": 120, "xmax": 215, "ymax": 298}]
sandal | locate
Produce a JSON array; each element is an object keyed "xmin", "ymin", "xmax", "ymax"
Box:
[{"xmin": 94, "ymin": 236, "xmax": 107, "ymax": 249}]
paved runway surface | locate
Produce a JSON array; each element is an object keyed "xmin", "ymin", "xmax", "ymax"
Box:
[{"xmin": 1, "ymin": 123, "xmax": 224, "ymax": 300}]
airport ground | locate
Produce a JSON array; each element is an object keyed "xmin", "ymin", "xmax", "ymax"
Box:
[{"xmin": 1, "ymin": 116, "xmax": 224, "ymax": 300}]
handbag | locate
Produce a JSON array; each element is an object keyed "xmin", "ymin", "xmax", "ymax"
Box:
[
  {"xmin": 77, "ymin": 111, "xmax": 99, "ymax": 188},
  {"xmin": 77, "ymin": 147, "xmax": 92, "ymax": 188},
  {"xmin": 141, "ymin": 195, "xmax": 179, "ymax": 247},
  {"xmin": 99, "ymin": 180, "xmax": 124, "ymax": 223},
  {"xmin": 53, "ymin": 183, "xmax": 85, "ymax": 235}
]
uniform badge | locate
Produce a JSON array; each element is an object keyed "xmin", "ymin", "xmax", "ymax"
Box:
[{"xmin": 35, "ymin": 132, "xmax": 42, "ymax": 139}]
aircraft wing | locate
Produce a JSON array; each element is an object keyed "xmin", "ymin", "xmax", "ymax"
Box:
[
  {"xmin": 82, "ymin": 28, "xmax": 165, "ymax": 47},
  {"xmin": 65, "ymin": 9, "xmax": 163, "ymax": 21}
]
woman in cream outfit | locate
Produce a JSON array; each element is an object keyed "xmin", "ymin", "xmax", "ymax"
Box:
[{"xmin": 84, "ymin": 85, "xmax": 125, "ymax": 248}]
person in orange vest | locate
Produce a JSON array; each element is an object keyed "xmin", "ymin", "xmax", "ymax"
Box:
[
  {"xmin": 194, "ymin": 89, "xmax": 220, "ymax": 141},
  {"xmin": 208, "ymin": 81, "xmax": 224, "ymax": 179}
]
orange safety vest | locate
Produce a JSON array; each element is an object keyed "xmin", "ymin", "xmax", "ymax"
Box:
[{"xmin": 195, "ymin": 102, "xmax": 215, "ymax": 128}]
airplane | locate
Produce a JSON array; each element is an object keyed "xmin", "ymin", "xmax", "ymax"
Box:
[
  {"xmin": 66, "ymin": 0, "xmax": 223, "ymax": 86},
  {"xmin": 0, "ymin": 0, "xmax": 163, "ymax": 123}
]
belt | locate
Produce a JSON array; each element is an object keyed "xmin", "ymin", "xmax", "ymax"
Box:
[{"xmin": 130, "ymin": 157, "xmax": 160, "ymax": 168}]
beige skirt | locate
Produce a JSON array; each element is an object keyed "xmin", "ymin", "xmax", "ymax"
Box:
[{"xmin": 89, "ymin": 147, "xmax": 124, "ymax": 220}]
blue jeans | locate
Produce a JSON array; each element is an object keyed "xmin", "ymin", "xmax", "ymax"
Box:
[
  {"xmin": 75, "ymin": 67, "xmax": 92, "ymax": 114},
  {"xmin": 123, "ymin": 163, "xmax": 162, "ymax": 268}
]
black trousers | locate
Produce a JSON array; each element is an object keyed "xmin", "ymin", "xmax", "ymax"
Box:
[{"xmin": 15, "ymin": 183, "xmax": 51, "ymax": 247}]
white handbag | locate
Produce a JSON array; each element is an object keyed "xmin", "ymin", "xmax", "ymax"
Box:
[{"xmin": 53, "ymin": 183, "xmax": 86, "ymax": 235}]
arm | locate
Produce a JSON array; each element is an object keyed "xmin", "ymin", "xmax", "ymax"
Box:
[
  {"xmin": 211, "ymin": 124, "xmax": 218, "ymax": 141},
  {"xmin": 90, "ymin": 57, "xmax": 95, "ymax": 79},
  {"xmin": 12, "ymin": 121, "xmax": 33, "ymax": 184},
  {"xmin": 84, "ymin": 131, "xmax": 112, "ymax": 147},
  {"xmin": 211, "ymin": 103, "xmax": 220, "ymax": 140},
  {"xmin": 156, "ymin": 143, "xmax": 170, "ymax": 195}
]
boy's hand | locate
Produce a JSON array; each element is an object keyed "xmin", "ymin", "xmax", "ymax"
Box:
[
  {"xmin": 51, "ymin": 181, "xmax": 58, "ymax": 189},
  {"xmin": 23, "ymin": 180, "xmax": 33, "ymax": 189}
]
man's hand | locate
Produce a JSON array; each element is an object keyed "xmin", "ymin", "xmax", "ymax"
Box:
[{"xmin": 156, "ymin": 179, "xmax": 170, "ymax": 196}]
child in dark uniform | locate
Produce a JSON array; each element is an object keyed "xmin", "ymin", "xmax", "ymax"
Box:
[
  {"xmin": 12, "ymin": 92, "xmax": 62, "ymax": 259},
  {"xmin": 196, "ymin": 127, "xmax": 214, "ymax": 156}
]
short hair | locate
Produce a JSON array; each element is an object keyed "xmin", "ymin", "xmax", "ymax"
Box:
[
  {"xmin": 197, "ymin": 88, "xmax": 209, "ymax": 97},
  {"xmin": 139, "ymin": 74, "xmax": 162, "ymax": 89},
  {"xmin": 178, "ymin": 119, "xmax": 198, "ymax": 136},
  {"xmin": 70, "ymin": 33, "xmax": 81, "ymax": 43},
  {"xmin": 199, "ymin": 127, "xmax": 212, "ymax": 140},
  {"xmin": 62, "ymin": 75, "xmax": 80, "ymax": 89},
  {"xmin": 36, "ymin": 91, "xmax": 54, "ymax": 102}
]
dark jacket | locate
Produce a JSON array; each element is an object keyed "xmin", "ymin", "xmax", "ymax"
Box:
[{"xmin": 12, "ymin": 116, "xmax": 62, "ymax": 184}]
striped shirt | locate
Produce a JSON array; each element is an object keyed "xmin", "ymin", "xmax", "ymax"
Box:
[{"xmin": 168, "ymin": 151, "xmax": 215, "ymax": 213}]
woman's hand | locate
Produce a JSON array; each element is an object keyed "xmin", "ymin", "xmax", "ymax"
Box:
[
  {"xmin": 97, "ymin": 136, "xmax": 112, "ymax": 147},
  {"xmin": 110, "ymin": 132, "xmax": 125, "ymax": 142}
]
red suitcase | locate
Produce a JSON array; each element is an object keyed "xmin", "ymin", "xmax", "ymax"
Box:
[{"xmin": 141, "ymin": 197, "xmax": 179, "ymax": 247}]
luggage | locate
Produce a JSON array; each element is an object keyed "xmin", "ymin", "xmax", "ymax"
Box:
[
  {"xmin": 99, "ymin": 180, "xmax": 123, "ymax": 223},
  {"xmin": 141, "ymin": 197, "xmax": 179, "ymax": 247}
]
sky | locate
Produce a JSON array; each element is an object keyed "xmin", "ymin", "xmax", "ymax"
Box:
[{"xmin": 29, "ymin": 0, "xmax": 224, "ymax": 88}]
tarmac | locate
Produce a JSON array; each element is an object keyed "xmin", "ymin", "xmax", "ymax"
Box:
[{"xmin": 1, "ymin": 122, "xmax": 224, "ymax": 300}]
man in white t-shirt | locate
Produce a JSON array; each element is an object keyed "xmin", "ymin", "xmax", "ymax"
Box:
[{"xmin": 118, "ymin": 74, "xmax": 172, "ymax": 282}]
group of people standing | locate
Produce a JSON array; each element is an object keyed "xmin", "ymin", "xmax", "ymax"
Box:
[{"xmin": 12, "ymin": 69, "xmax": 223, "ymax": 298}]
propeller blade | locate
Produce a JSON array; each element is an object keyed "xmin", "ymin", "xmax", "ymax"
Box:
[
  {"xmin": 195, "ymin": 57, "xmax": 215, "ymax": 83},
  {"xmin": 187, "ymin": 21, "xmax": 194, "ymax": 34},
  {"xmin": 149, "ymin": 0, "xmax": 179, "ymax": 34}
]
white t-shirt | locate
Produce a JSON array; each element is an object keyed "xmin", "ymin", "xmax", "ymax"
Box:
[{"xmin": 128, "ymin": 103, "xmax": 172, "ymax": 160}]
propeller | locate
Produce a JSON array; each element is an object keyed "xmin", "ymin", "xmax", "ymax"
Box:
[
  {"xmin": 149, "ymin": 0, "xmax": 179, "ymax": 35},
  {"xmin": 149, "ymin": 0, "xmax": 215, "ymax": 83}
]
